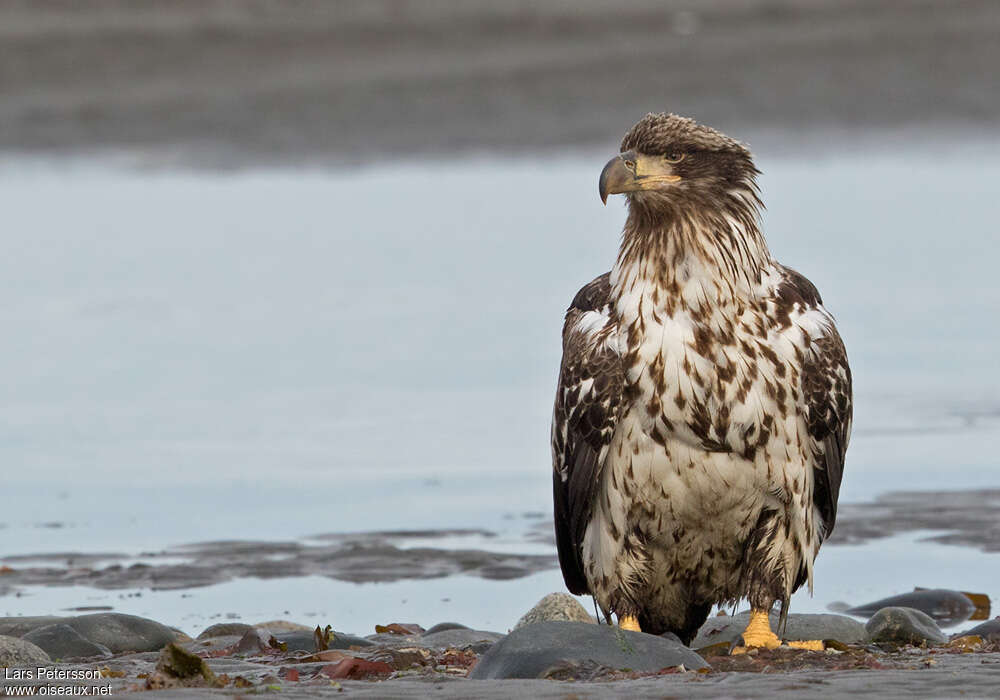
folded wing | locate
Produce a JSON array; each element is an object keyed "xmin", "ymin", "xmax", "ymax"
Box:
[{"xmin": 551, "ymin": 272, "xmax": 624, "ymax": 594}]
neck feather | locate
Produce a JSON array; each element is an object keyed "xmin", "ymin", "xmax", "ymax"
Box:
[{"xmin": 611, "ymin": 188, "xmax": 771, "ymax": 305}]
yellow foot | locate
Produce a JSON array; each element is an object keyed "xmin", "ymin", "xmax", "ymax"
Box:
[
  {"xmin": 619, "ymin": 615, "xmax": 641, "ymax": 632},
  {"xmin": 733, "ymin": 609, "xmax": 780, "ymax": 652},
  {"xmin": 787, "ymin": 639, "xmax": 825, "ymax": 651}
]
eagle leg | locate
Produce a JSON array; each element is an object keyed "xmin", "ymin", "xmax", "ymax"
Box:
[
  {"xmin": 618, "ymin": 615, "xmax": 641, "ymax": 632},
  {"xmin": 735, "ymin": 608, "xmax": 780, "ymax": 650},
  {"xmin": 733, "ymin": 609, "xmax": 825, "ymax": 653}
]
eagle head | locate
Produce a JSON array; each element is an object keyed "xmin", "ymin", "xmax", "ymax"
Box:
[{"xmin": 599, "ymin": 113, "xmax": 759, "ymax": 213}]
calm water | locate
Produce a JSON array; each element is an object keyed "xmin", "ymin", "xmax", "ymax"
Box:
[{"xmin": 2, "ymin": 144, "xmax": 999, "ymax": 633}]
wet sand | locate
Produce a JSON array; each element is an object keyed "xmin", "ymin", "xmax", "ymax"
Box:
[
  {"xmin": 2, "ymin": 0, "xmax": 998, "ymax": 166},
  {"xmin": 3, "ymin": 490, "xmax": 999, "ymax": 596},
  {"xmin": 832, "ymin": 490, "xmax": 1000, "ymax": 551},
  {"xmin": 1, "ymin": 530, "xmax": 556, "ymax": 591}
]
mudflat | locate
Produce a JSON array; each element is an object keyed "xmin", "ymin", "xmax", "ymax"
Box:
[{"xmin": 2, "ymin": 0, "xmax": 998, "ymax": 166}]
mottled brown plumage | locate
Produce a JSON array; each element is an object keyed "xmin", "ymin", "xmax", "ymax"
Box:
[{"xmin": 552, "ymin": 113, "xmax": 852, "ymax": 644}]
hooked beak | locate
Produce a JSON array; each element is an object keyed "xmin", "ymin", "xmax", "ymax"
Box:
[{"xmin": 599, "ymin": 150, "xmax": 682, "ymax": 204}]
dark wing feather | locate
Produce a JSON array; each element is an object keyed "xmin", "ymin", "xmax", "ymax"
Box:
[
  {"xmin": 551, "ymin": 272, "xmax": 622, "ymax": 595},
  {"xmin": 803, "ymin": 329, "xmax": 852, "ymax": 537},
  {"xmin": 778, "ymin": 266, "xmax": 853, "ymax": 538}
]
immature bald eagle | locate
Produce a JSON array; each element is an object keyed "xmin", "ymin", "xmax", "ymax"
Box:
[{"xmin": 551, "ymin": 114, "xmax": 851, "ymax": 649}]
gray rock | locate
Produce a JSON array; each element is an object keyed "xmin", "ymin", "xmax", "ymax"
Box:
[
  {"xmin": 272, "ymin": 629, "xmax": 316, "ymax": 652},
  {"xmin": 660, "ymin": 631, "xmax": 683, "ymax": 645},
  {"xmin": 866, "ymin": 607, "xmax": 948, "ymax": 646},
  {"xmin": 181, "ymin": 634, "xmax": 243, "ymax": 654},
  {"xmin": 846, "ymin": 589, "xmax": 976, "ymax": 626},
  {"xmin": 197, "ymin": 622, "xmax": 253, "ymax": 640},
  {"xmin": 168, "ymin": 627, "xmax": 193, "ymax": 643},
  {"xmin": 469, "ymin": 621, "xmax": 707, "ymax": 679},
  {"xmin": 0, "ymin": 635, "xmax": 51, "ymax": 667},
  {"xmin": 958, "ymin": 617, "xmax": 1000, "ymax": 641},
  {"xmin": 421, "ymin": 628, "xmax": 505, "ymax": 654},
  {"xmin": 514, "ymin": 592, "xmax": 594, "ymax": 630},
  {"xmin": 691, "ymin": 611, "xmax": 868, "ymax": 649},
  {"xmin": 65, "ymin": 613, "xmax": 178, "ymax": 653},
  {"xmin": 326, "ymin": 631, "xmax": 376, "ymax": 649},
  {"xmin": 233, "ymin": 628, "xmax": 275, "ymax": 654},
  {"xmin": 254, "ymin": 620, "xmax": 310, "ymax": 633},
  {"xmin": 0, "ymin": 616, "xmax": 67, "ymax": 638},
  {"xmin": 423, "ymin": 622, "xmax": 470, "ymax": 634},
  {"xmin": 274, "ymin": 629, "xmax": 373, "ymax": 652},
  {"xmin": 365, "ymin": 632, "xmax": 425, "ymax": 647},
  {"xmin": 21, "ymin": 624, "xmax": 112, "ymax": 660},
  {"xmin": 201, "ymin": 657, "xmax": 276, "ymax": 680}
]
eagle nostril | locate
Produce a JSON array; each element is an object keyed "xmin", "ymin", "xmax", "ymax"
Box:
[{"xmin": 624, "ymin": 160, "xmax": 636, "ymax": 171}]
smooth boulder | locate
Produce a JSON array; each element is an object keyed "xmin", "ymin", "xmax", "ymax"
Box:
[
  {"xmin": 21, "ymin": 624, "xmax": 112, "ymax": 660},
  {"xmin": 0, "ymin": 616, "xmax": 66, "ymax": 638},
  {"xmin": 197, "ymin": 623, "xmax": 253, "ymax": 640},
  {"xmin": 846, "ymin": 589, "xmax": 976, "ymax": 626},
  {"xmin": 958, "ymin": 617, "xmax": 1000, "ymax": 641},
  {"xmin": 64, "ymin": 613, "xmax": 178, "ymax": 653},
  {"xmin": 514, "ymin": 592, "xmax": 594, "ymax": 630},
  {"xmin": 866, "ymin": 607, "xmax": 948, "ymax": 646},
  {"xmin": 423, "ymin": 622, "xmax": 470, "ymax": 634},
  {"xmin": 275, "ymin": 629, "xmax": 373, "ymax": 652},
  {"xmin": 254, "ymin": 620, "xmax": 311, "ymax": 633},
  {"xmin": 0, "ymin": 635, "xmax": 51, "ymax": 667},
  {"xmin": 469, "ymin": 621, "xmax": 706, "ymax": 679},
  {"xmin": 691, "ymin": 611, "xmax": 868, "ymax": 649}
]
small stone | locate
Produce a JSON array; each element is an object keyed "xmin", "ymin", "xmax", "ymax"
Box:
[
  {"xmin": 66, "ymin": 613, "xmax": 179, "ymax": 653},
  {"xmin": 423, "ymin": 622, "xmax": 470, "ymax": 634},
  {"xmin": 255, "ymin": 620, "xmax": 311, "ymax": 633},
  {"xmin": 420, "ymin": 628, "xmax": 504, "ymax": 654},
  {"xmin": 327, "ymin": 631, "xmax": 375, "ymax": 649},
  {"xmin": 234, "ymin": 628, "xmax": 274, "ymax": 654},
  {"xmin": 660, "ymin": 631, "xmax": 683, "ymax": 645},
  {"xmin": 513, "ymin": 592, "xmax": 594, "ymax": 630},
  {"xmin": 0, "ymin": 635, "xmax": 51, "ymax": 666},
  {"xmin": 469, "ymin": 621, "xmax": 707, "ymax": 679},
  {"xmin": 367, "ymin": 646, "xmax": 433, "ymax": 670},
  {"xmin": 275, "ymin": 629, "xmax": 373, "ymax": 652},
  {"xmin": 866, "ymin": 607, "xmax": 948, "ymax": 646},
  {"xmin": 273, "ymin": 630, "xmax": 317, "ymax": 652},
  {"xmin": 365, "ymin": 632, "xmax": 424, "ymax": 647},
  {"xmin": 184, "ymin": 634, "xmax": 243, "ymax": 654},
  {"xmin": 197, "ymin": 623, "xmax": 253, "ymax": 640},
  {"xmin": 846, "ymin": 589, "xmax": 976, "ymax": 626},
  {"xmin": 21, "ymin": 623, "xmax": 112, "ymax": 659},
  {"xmin": 956, "ymin": 617, "xmax": 1000, "ymax": 641},
  {"xmin": 375, "ymin": 623, "xmax": 425, "ymax": 635}
]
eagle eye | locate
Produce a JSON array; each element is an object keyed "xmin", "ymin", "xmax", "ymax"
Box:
[{"xmin": 664, "ymin": 152, "xmax": 685, "ymax": 164}]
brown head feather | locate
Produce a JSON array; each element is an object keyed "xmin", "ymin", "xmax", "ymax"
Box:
[
  {"xmin": 614, "ymin": 113, "xmax": 768, "ymax": 293},
  {"xmin": 621, "ymin": 113, "xmax": 750, "ymax": 157}
]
